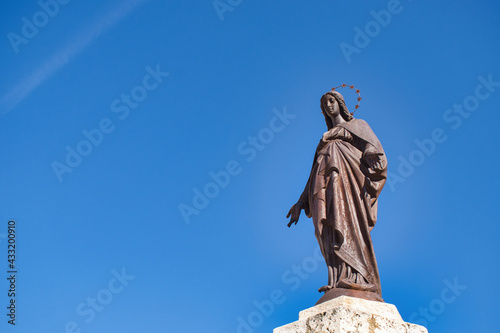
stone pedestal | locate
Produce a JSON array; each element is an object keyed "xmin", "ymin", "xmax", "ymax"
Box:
[{"xmin": 273, "ymin": 296, "xmax": 428, "ymax": 333}]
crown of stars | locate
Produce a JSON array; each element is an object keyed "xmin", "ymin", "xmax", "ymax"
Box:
[{"xmin": 331, "ymin": 83, "xmax": 363, "ymax": 115}]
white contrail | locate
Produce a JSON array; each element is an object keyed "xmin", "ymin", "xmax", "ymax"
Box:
[{"xmin": 0, "ymin": 0, "xmax": 150, "ymax": 114}]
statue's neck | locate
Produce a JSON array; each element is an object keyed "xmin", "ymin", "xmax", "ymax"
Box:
[{"xmin": 329, "ymin": 113, "xmax": 346, "ymax": 127}]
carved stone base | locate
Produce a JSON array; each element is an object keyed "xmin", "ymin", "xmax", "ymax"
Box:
[{"xmin": 273, "ymin": 296, "xmax": 428, "ymax": 333}]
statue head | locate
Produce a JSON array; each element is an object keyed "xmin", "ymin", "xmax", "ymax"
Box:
[{"xmin": 320, "ymin": 91, "xmax": 353, "ymax": 130}]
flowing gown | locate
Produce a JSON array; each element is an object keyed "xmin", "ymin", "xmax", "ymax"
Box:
[{"xmin": 298, "ymin": 118, "xmax": 387, "ymax": 296}]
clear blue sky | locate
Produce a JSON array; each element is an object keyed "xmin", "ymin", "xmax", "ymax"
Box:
[{"xmin": 1, "ymin": 0, "xmax": 499, "ymax": 332}]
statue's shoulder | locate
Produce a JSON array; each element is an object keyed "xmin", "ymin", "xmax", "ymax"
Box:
[
  {"xmin": 340, "ymin": 118, "xmax": 382, "ymax": 149},
  {"xmin": 351, "ymin": 118, "xmax": 369, "ymax": 127},
  {"xmin": 340, "ymin": 118, "xmax": 372, "ymax": 132}
]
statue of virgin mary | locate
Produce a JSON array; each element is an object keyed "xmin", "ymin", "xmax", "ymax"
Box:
[{"xmin": 287, "ymin": 90, "xmax": 387, "ymax": 303}]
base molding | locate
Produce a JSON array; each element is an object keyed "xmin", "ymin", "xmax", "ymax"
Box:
[
  {"xmin": 273, "ymin": 296, "xmax": 428, "ymax": 333},
  {"xmin": 316, "ymin": 288, "xmax": 383, "ymax": 305}
]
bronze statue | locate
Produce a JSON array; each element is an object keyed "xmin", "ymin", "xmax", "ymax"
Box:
[{"xmin": 287, "ymin": 89, "xmax": 387, "ymax": 304}]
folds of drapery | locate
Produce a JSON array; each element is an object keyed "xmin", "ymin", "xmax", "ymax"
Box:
[{"xmin": 299, "ymin": 119, "xmax": 387, "ymax": 293}]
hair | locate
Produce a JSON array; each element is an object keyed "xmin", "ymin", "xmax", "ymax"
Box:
[{"xmin": 320, "ymin": 91, "xmax": 353, "ymax": 130}]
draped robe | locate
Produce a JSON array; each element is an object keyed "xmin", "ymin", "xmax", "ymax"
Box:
[{"xmin": 298, "ymin": 118, "xmax": 387, "ymax": 296}]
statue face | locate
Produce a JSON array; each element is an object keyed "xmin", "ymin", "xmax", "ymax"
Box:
[{"xmin": 322, "ymin": 94, "xmax": 340, "ymax": 119}]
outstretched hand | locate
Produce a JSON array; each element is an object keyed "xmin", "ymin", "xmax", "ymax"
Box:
[{"xmin": 286, "ymin": 202, "xmax": 304, "ymax": 227}]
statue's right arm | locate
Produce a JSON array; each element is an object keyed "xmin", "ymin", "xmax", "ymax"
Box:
[
  {"xmin": 298, "ymin": 189, "xmax": 309, "ymax": 217},
  {"xmin": 298, "ymin": 150, "xmax": 318, "ymax": 218},
  {"xmin": 287, "ymin": 180, "xmax": 310, "ymax": 227},
  {"xmin": 286, "ymin": 149, "xmax": 317, "ymax": 227},
  {"xmin": 287, "ymin": 201, "xmax": 304, "ymax": 227}
]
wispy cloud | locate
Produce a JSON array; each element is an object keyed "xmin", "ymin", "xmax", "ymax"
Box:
[{"xmin": 0, "ymin": 0, "xmax": 150, "ymax": 115}]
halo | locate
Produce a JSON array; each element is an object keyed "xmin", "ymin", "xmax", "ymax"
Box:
[{"xmin": 331, "ymin": 83, "xmax": 362, "ymax": 115}]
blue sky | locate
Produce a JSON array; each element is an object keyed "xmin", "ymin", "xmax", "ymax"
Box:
[{"xmin": 1, "ymin": 0, "xmax": 499, "ymax": 332}]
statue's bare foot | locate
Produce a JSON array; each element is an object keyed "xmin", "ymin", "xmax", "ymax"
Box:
[{"xmin": 318, "ymin": 285, "xmax": 333, "ymax": 293}]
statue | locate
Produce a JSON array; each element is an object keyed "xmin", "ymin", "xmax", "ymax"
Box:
[{"xmin": 286, "ymin": 87, "xmax": 387, "ymax": 304}]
